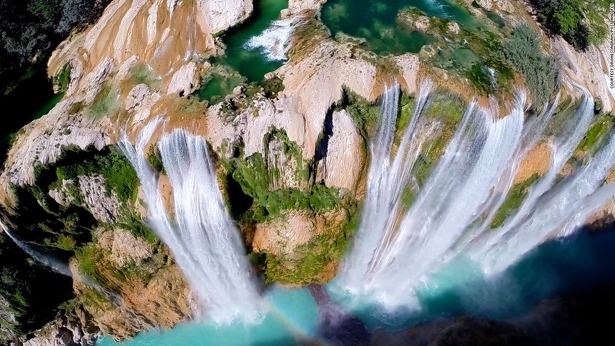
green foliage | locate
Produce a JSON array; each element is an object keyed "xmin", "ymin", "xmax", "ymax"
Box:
[
  {"xmin": 576, "ymin": 113, "xmax": 614, "ymax": 156},
  {"xmin": 490, "ymin": 174, "xmax": 541, "ymax": 228},
  {"xmin": 120, "ymin": 216, "xmax": 159, "ymax": 245},
  {"xmin": 262, "ymin": 219, "xmax": 354, "ymax": 285},
  {"xmin": 54, "ymin": 63, "xmax": 71, "ymax": 93},
  {"xmin": 55, "ymin": 146, "xmax": 139, "ymax": 202},
  {"xmin": 343, "ymin": 88, "xmax": 381, "ymax": 137},
  {"xmin": 263, "ymin": 77, "xmax": 284, "ymax": 98},
  {"xmin": 529, "ymin": 0, "xmax": 608, "ymax": 50},
  {"xmin": 229, "ymin": 152, "xmax": 342, "ymax": 222},
  {"xmin": 503, "ymin": 25, "xmax": 559, "ymax": 109},
  {"xmin": 75, "ymin": 244, "xmax": 103, "ymax": 282},
  {"xmin": 56, "ymin": 234, "xmax": 76, "ymax": 251},
  {"xmin": 147, "ymin": 145, "xmax": 165, "ymax": 174}
]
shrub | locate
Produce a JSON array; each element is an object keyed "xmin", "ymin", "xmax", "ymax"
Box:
[
  {"xmin": 503, "ymin": 25, "xmax": 560, "ymax": 109},
  {"xmin": 529, "ymin": 0, "xmax": 608, "ymax": 50}
]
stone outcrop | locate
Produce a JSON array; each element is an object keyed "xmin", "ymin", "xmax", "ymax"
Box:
[
  {"xmin": 20, "ymin": 307, "xmax": 99, "ymax": 346},
  {"xmin": 78, "ymin": 175, "xmax": 122, "ymax": 224},
  {"xmin": 0, "ymin": 99, "xmax": 112, "ymax": 207},
  {"xmin": 554, "ymin": 37, "xmax": 615, "ymax": 114},
  {"xmin": 252, "ymin": 210, "xmax": 328, "ymax": 256},
  {"xmin": 316, "ymin": 110, "xmax": 365, "ymax": 193},
  {"xmin": 96, "ymin": 228, "xmax": 154, "ymax": 267}
]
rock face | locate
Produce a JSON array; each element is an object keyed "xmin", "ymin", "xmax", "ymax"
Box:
[
  {"xmin": 21, "ymin": 307, "xmax": 99, "ymax": 346},
  {"xmin": 0, "ymin": 99, "xmax": 112, "ymax": 206},
  {"xmin": 78, "ymin": 175, "xmax": 122, "ymax": 224},
  {"xmin": 554, "ymin": 37, "xmax": 615, "ymax": 114},
  {"xmin": 317, "ymin": 110, "xmax": 365, "ymax": 193},
  {"xmin": 96, "ymin": 228, "xmax": 154, "ymax": 267},
  {"xmin": 2, "ymin": 0, "xmax": 615, "ymax": 343},
  {"xmin": 253, "ymin": 211, "xmax": 328, "ymax": 256}
]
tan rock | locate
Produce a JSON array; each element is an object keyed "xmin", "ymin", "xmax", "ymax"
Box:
[
  {"xmin": 78, "ymin": 175, "xmax": 122, "ymax": 224},
  {"xmin": 109, "ymin": 229, "xmax": 154, "ymax": 266},
  {"xmin": 320, "ymin": 110, "xmax": 364, "ymax": 192},
  {"xmin": 553, "ymin": 37, "xmax": 614, "ymax": 114},
  {"xmin": 252, "ymin": 211, "xmax": 321, "ymax": 256},
  {"xmin": 513, "ymin": 142, "xmax": 551, "ymax": 184}
]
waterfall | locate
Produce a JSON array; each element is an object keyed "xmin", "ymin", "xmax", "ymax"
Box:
[
  {"xmin": 0, "ymin": 221, "xmax": 73, "ymax": 277},
  {"xmin": 244, "ymin": 17, "xmax": 302, "ymax": 61},
  {"xmin": 119, "ymin": 119, "xmax": 262, "ymax": 323},
  {"xmin": 338, "ymin": 82, "xmax": 615, "ymax": 311}
]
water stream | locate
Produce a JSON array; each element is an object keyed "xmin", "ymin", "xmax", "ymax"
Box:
[
  {"xmin": 335, "ymin": 81, "xmax": 615, "ymax": 313},
  {"xmin": 119, "ymin": 120, "xmax": 262, "ymax": 323}
]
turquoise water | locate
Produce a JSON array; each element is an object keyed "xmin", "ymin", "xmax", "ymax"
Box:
[
  {"xmin": 99, "ymin": 228, "xmax": 615, "ymax": 344},
  {"xmin": 321, "ymin": 0, "xmax": 480, "ymax": 54},
  {"xmin": 221, "ymin": 0, "xmax": 289, "ymax": 82},
  {"xmin": 98, "ymin": 287, "xmax": 321, "ymax": 346}
]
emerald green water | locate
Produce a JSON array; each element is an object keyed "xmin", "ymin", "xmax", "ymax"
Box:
[
  {"xmin": 322, "ymin": 0, "xmax": 480, "ymax": 54},
  {"xmin": 0, "ymin": 65, "xmax": 63, "ymax": 164},
  {"xmin": 221, "ymin": 0, "xmax": 289, "ymax": 82}
]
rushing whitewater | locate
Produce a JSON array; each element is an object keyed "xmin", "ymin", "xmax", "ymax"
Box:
[
  {"xmin": 339, "ymin": 82, "xmax": 615, "ymax": 310},
  {"xmin": 120, "ymin": 120, "xmax": 262, "ymax": 323},
  {"xmin": 244, "ymin": 17, "xmax": 302, "ymax": 61}
]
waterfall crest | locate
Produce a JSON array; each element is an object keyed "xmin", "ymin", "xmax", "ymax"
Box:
[
  {"xmin": 338, "ymin": 82, "xmax": 615, "ymax": 311},
  {"xmin": 120, "ymin": 120, "xmax": 262, "ymax": 323},
  {"xmin": 244, "ymin": 17, "xmax": 302, "ymax": 61}
]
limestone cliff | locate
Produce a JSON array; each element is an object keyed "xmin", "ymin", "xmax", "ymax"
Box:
[{"xmin": 1, "ymin": 0, "xmax": 614, "ymax": 344}]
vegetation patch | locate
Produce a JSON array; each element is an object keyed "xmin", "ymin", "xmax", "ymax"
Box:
[
  {"xmin": 503, "ymin": 25, "xmax": 559, "ymax": 109},
  {"xmin": 260, "ymin": 211, "xmax": 358, "ymax": 285},
  {"xmin": 575, "ymin": 113, "xmax": 614, "ymax": 157},
  {"xmin": 338, "ymin": 88, "xmax": 381, "ymax": 138},
  {"xmin": 490, "ymin": 173, "xmax": 541, "ymax": 229},
  {"xmin": 528, "ymin": 0, "xmax": 608, "ymax": 50},
  {"xmin": 226, "ymin": 152, "xmax": 344, "ymax": 222},
  {"xmin": 90, "ymin": 84, "xmax": 119, "ymax": 118},
  {"xmin": 53, "ymin": 63, "xmax": 71, "ymax": 94}
]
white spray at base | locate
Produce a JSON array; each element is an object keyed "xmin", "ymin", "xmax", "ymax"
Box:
[
  {"xmin": 119, "ymin": 119, "xmax": 262, "ymax": 323},
  {"xmin": 337, "ymin": 82, "xmax": 615, "ymax": 311},
  {"xmin": 244, "ymin": 17, "xmax": 302, "ymax": 61}
]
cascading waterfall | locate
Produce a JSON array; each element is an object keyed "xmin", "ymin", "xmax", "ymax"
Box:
[
  {"xmin": 338, "ymin": 81, "xmax": 615, "ymax": 311},
  {"xmin": 244, "ymin": 17, "xmax": 302, "ymax": 61},
  {"xmin": 120, "ymin": 119, "xmax": 262, "ymax": 323}
]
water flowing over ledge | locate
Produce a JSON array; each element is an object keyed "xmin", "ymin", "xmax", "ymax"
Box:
[
  {"xmin": 119, "ymin": 120, "xmax": 262, "ymax": 324},
  {"xmin": 337, "ymin": 81, "xmax": 615, "ymax": 311},
  {"xmin": 244, "ymin": 16, "xmax": 302, "ymax": 61}
]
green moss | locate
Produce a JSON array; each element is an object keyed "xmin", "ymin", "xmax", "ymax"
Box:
[
  {"xmin": 575, "ymin": 113, "xmax": 614, "ymax": 156},
  {"xmin": 146, "ymin": 145, "xmax": 165, "ymax": 174},
  {"xmin": 490, "ymin": 173, "xmax": 541, "ymax": 229},
  {"xmin": 90, "ymin": 85, "xmax": 119, "ymax": 118},
  {"xmin": 56, "ymin": 234, "xmax": 77, "ymax": 251},
  {"xmin": 129, "ymin": 62, "xmax": 157, "ymax": 86},
  {"xmin": 54, "ymin": 146, "xmax": 139, "ymax": 202},
  {"xmin": 76, "ymin": 244, "xmax": 104, "ymax": 283},
  {"xmin": 263, "ymin": 76, "xmax": 284, "ymax": 98},
  {"xmin": 53, "ymin": 63, "xmax": 71, "ymax": 94},
  {"xmin": 343, "ymin": 88, "xmax": 381, "ymax": 138}
]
